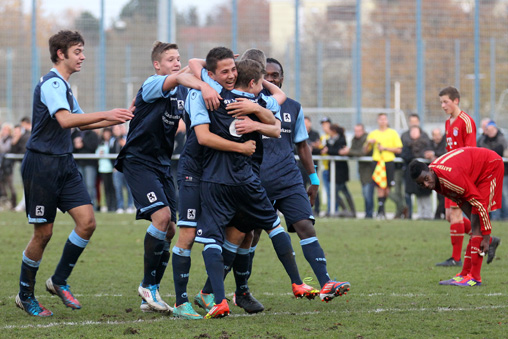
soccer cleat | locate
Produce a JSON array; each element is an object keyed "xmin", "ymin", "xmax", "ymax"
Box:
[
  {"xmin": 487, "ymin": 237, "xmax": 501, "ymax": 264},
  {"xmin": 439, "ymin": 275, "xmax": 464, "ymax": 285},
  {"xmin": 292, "ymin": 283, "xmax": 319, "ymax": 299},
  {"xmin": 435, "ymin": 257, "xmax": 462, "ymax": 267},
  {"xmin": 194, "ymin": 290, "xmax": 215, "ymax": 313},
  {"xmin": 319, "ymin": 281, "xmax": 351, "ymax": 302},
  {"xmin": 173, "ymin": 301, "xmax": 203, "ymax": 320},
  {"xmin": 204, "ymin": 299, "xmax": 230, "ymax": 319},
  {"xmin": 15, "ymin": 294, "xmax": 53, "ymax": 317},
  {"xmin": 138, "ymin": 284, "xmax": 171, "ymax": 312},
  {"xmin": 233, "ymin": 292, "xmax": 264, "ymax": 313},
  {"xmin": 140, "ymin": 300, "xmax": 154, "ymax": 313},
  {"xmin": 451, "ymin": 274, "xmax": 482, "ymax": 287},
  {"xmin": 46, "ymin": 277, "xmax": 81, "ymax": 309}
]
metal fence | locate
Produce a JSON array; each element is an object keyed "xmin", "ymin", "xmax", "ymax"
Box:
[{"xmin": 1, "ymin": 0, "xmax": 508, "ymax": 134}]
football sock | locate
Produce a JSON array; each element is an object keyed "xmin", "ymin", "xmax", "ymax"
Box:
[
  {"xmin": 52, "ymin": 230, "xmax": 88, "ymax": 285},
  {"xmin": 470, "ymin": 236, "xmax": 484, "ymax": 281},
  {"xmin": 155, "ymin": 241, "xmax": 171, "ymax": 285},
  {"xmin": 222, "ymin": 241, "xmax": 239, "ymax": 277},
  {"xmin": 233, "ymin": 248, "xmax": 251, "ymax": 294},
  {"xmin": 450, "ymin": 222, "xmax": 465, "ymax": 261},
  {"xmin": 269, "ymin": 227, "xmax": 302, "ymax": 285},
  {"xmin": 172, "ymin": 246, "xmax": 191, "ymax": 306},
  {"xmin": 301, "ymin": 237, "xmax": 330, "ymax": 287},
  {"xmin": 459, "ymin": 239, "xmax": 472, "ymax": 277},
  {"xmin": 142, "ymin": 224, "xmax": 167, "ymax": 287},
  {"xmin": 19, "ymin": 252, "xmax": 40, "ymax": 299},
  {"xmin": 202, "ymin": 245, "xmax": 226, "ymax": 304},
  {"xmin": 247, "ymin": 245, "xmax": 257, "ymax": 280},
  {"xmin": 377, "ymin": 197, "xmax": 386, "ymax": 214},
  {"xmin": 201, "ymin": 241, "xmax": 238, "ymax": 294},
  {"xmin": 463, "ymin": 217, "xmax": 472, "ymax": 235}
]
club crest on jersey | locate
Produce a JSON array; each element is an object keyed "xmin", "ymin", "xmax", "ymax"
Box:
[
  {"xmin": 453, "ymin": 127, "xmax": 459, "ymax": 136},
  {"xmin": 147, "ymin": 192, "xmax": 157, "ymax": 203},
  {"xmin": 52, "ymin": 81, "xmax": 59, "ymax": 88},
  {"xmin": 178, "ymin": 100, "xmax": 184, "ymax": 111},
  {"xmin": 229, "ymin": 119, "xmax": 241, "ymax": 137},
  {"xmin": 283, "ymin": 113, "xmax": 291, "ymax": 122},
  {"xmin": 196, "ymin": 229, "xmax": 203, "ymax": 236},
  {"xmin": 187, "ymin": 209, "xmax": 196, "ymax": 220},
  {"xmin": 35, "ymin": 205, "xmax": 44, "ymax": 216}
]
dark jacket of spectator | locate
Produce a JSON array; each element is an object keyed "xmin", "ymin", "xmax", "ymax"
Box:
[
  {"xmin": 401, "ymin": 127, "xmax": 432, "ymax": 196},
  {"xmin": 326, "ymin": 126, "xmax": 349, "ymax": 184},
  {"xmin": 72, "ymin": 129, "xmax": 100, "ymax": 168}
]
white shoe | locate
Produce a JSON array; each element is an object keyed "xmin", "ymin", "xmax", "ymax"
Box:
[
  {"xmin": 125, "ymin": 207, "xmax": 135, "ymax": 214},
  {"xmin": 116, "ymin": 208, "xmax": 124, "ymax": 214},
  {"xmin": 138, "ymin": 284, "xmax": 171, "ymax": 312}
]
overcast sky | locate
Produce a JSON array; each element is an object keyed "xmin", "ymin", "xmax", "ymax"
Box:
[{"xmin": 23, "ymin": 0, "xmax": 223, "ymax": 27}]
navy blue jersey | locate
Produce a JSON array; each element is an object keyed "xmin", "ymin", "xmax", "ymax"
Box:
[
  {"xmin": 116, "ymin": 75, "xmax": 187, "ymax": 170},
  {"xmin": 193, "ymin": 69, "xmax": 280, "ymax": 185},
  {"xmin": 26, "ymin": 68, "xmax": 84, "ymax": 155},
  {"xmin": 177, "ymin": 89, "xmax": 206, "ymax": 182},
  {"xmin": 260, "ymin": 97, "xmax": 309, "ymax": 200}
]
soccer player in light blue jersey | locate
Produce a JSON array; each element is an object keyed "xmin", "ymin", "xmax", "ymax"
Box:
[{"xmin": 16, "ymin": 30, "xmax": 133, "ymax": 317}]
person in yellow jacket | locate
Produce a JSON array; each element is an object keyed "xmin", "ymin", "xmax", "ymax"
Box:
[{"xmin": 363, "ymin": 113, "xmax": 402, "ymax": 219}]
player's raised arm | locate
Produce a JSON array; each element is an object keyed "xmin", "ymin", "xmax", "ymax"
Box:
[
  {"xmin": 262, "ymin": 79, "xmax": 286, "ymax": 105},
  {"xmin": 177, "ymin": 72, "xmax": 221, "ymax": 110},
  {"xmin": 55, "ymin": 108, "xmax": 133, "ymax": 130}
]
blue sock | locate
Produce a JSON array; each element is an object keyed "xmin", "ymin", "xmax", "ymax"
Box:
[
  {"xmin": 202, "ymin": 245, "xmax": 226, "ymax": 304},
  {"xmin": 247, "ymin": 245, "xmax": 257, "ymax": 281},
  {"xmin": 19, "ymin": 252, "xmax": 40, "ymax": 299},
  {"xmin": 201, "ymin": 241, "xmax": 238, "ymax": 294},
  {"xmin": 269, "ymin": 228, "xmax": 302, "ymax": 285},
  {"xmin": 301, "ymin": 237, "xmax": 330, "ymax": 287},
  {"xmin": 172, "ymin": 246, "xmax": 191, "ymax": 306},
  {"xmin": 222, "ymin": 240, "xmax": 239, "ymax": 277},
  {"xmin": 52, "ymin": 230, "xmax": 88, "ymax": 285},
  {"xmin": 233, "ymin": 247, "xmax": 251, "ymax": 294},
  {"xmin": 156, "ymin": 241, "xmax": 171, "ymax": 285},
  {"xmin": 143, "ymin": 224, "xmax": 167, "ymax": 287}
]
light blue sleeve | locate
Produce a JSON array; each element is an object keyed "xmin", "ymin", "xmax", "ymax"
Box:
[
  {"xmin": 72, "ymin": 97, "xmax": 84, "ymax": 114},
  {"xmin": 141, "ymin": 75, "xmax": 170, "ymax": 103},
  {"xmin": 201, "ymin": 68, "xmax": 223, "ymax": 92},
  {"xmin": 293, "ymin": 107, "xmax": 309, "ymax": 143},
  {"xmin": 185, "ymin": 90, "xmax": 211, "ymax": 127},
  {"xmin": 261, "ymin": 94, "xmax": 282, "ymax": 121},
  {"xmin": 40, "ymin": 78, "xmax": 72, "ymax": 117}
]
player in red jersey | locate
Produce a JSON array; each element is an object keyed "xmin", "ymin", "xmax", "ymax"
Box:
[
  {"xmin": 437, "ymin": 86, "xmax": 477, "ymax": 267},
  {"xmin": 409, "ymin": 147, "xmax": 503, "ymax": 286}
]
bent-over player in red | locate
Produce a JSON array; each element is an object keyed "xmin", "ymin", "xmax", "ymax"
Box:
[{"xmin": 409, "ymin": 147, "xmax": 503, "ymax": 286}]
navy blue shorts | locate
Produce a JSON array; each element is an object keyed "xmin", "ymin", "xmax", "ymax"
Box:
[
  {"xmin": 272, "ymin": 186, "xmax": 315, "ymax": 232},
  {"xmin": 21, "ymin": 150, "xmax": 91, "ymax": 224},
  {"xmin": 195, "ymin": 180, "xmax": 280, "ymax": 246},
  {"xmin": 122, "ymin": 158, "xmax": 176, "ymax": 222},
  {"xmin": 177, "ymin": 176, "xmax": 200, "ymax": 228}
]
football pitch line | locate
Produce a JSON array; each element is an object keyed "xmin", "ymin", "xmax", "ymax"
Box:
[{"xmin": 3, "ymin": 304, "xmax": 508, "ymax": 330}]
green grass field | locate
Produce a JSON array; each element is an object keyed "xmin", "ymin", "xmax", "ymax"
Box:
[{"xmin": 0, "ymin": 211, "xmax": 507, "ymax": 338}]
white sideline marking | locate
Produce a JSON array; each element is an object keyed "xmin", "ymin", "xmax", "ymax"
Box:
[{"xmin": 3, "ymin": 304, "xmax": 508, "ymax": 330}]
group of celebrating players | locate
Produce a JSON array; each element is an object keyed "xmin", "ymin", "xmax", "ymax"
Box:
[{"xmin": 15, "ymin": 29, "xmax": 502, "ymax": 320}]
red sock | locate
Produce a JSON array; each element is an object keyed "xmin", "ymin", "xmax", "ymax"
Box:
[
  {"xmin": 463, "ymin": 217, "xmax": 471, "ymax": 235},
  {"xmin": 450, "ymin": 222, "xmax": 465, "ymax": 261},
  {"xmin": 459, "ymin": 239, "xmax": 472, "ymax": 277},
  {"xmin": 470, "ymin": 236, "xmax": 484, "ymax": 281}
]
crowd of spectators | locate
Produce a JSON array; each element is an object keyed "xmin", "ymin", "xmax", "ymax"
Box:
[{"xmin": 1, "ymin": 114, "xmax": 507, "ymax": 220}]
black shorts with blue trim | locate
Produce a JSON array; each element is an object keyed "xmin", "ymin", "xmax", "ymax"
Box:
[
  {"xmin": 195, "ymin": 180, "xmax": 280, "ymax": 246},
  {"xmin": 177, "ymin": 176, "xmax": 200, "ymax": 228},
  {"xmin": 122, "ymin": 158, "xmax": 176, "ymax": 222},
  {"xmin": 21, "ymin": 150, "xmax": 91, "ymax": 224},
  {"xmin": 272, "ymin": 185, "xmax": 315, "ymax": 233}
]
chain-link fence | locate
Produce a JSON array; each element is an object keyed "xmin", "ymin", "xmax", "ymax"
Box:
[{"xmin": 1, "ymin": 0, "xmax": 508, "ymax": 134}]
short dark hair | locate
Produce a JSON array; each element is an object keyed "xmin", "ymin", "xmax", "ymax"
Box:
[
  {"xmin": 266, "ymin": 57, "xmax": 284, "ymax": 77},
  {"xmin": 408, "ymin": 160, "xmax": 428, "ymax": 180},
  {"xmin": 49, "ymin": 30, "xmax": 85, "ymax": 64},
  {"xmin": 235, "ymin": 59, "xmax": 265, "ymax": 89},
  {"xmin": 409, "ymin": 113, "xmax": 420, "ymax": 120},
  {"xmin": 330, "ymin": 124, "xmax": 345, "ymax": 136},
  {"xmin": 439, "ymin": 86, "xmax": 460, "ymax": 102},
  {"xmin": 240, "ymin": 48, "xmax": 266, "ymax": 69},
  {"xmin": 206, "ymin": 47, "xmax": 235, "ymax": 73},
  {"xmin": 151, "ymin": 41, "xmax": 178, "ymax": 63},
  {"xmin": 20, "ymin": 116, "xmax": 31, "ymax": 124}
]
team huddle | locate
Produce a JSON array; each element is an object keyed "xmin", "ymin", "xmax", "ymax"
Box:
[
  {"xmin": 15, "ymin": 31, "xmax": 350, "ymax": 319},
  {"xmin": 15, "ymin": 30, "xmax": 503, "ymax": 320}
]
